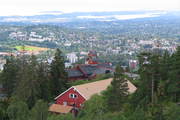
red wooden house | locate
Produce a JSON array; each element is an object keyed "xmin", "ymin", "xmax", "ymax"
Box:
[
  {"xmin": 54, "ymin": 79, "xmax": 113, "ymax": 109},
  {"xmin": 55, "ymin": 87, "xmax": 86, "ymax": 108},
  {"xmin": 49, "ymin": 78, "xmax": 137, "ymax": 114}
]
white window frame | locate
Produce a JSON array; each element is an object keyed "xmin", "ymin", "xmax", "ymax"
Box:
[{"xmin": 69, "ymin": 93, "xmax": 78, "ymax": 99}]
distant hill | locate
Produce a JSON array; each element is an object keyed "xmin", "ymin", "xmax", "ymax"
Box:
[{"xmin": 0, "ymin": 10, "xmax": 179, "ymax": 24}]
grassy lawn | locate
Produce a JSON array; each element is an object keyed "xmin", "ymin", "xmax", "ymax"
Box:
[{"xmin": 15, "ymin": 45, "xmax": 49, "ymax": 52}]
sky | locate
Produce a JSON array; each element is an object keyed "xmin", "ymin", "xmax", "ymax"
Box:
[{"xmin": 0, "ymin": 0, "xmax": 180, "ymax": 16}]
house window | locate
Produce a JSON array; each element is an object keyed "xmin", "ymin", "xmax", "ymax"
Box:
[{"xmin": 69, "ymin": 93, "xmax": 77, "ymax": 98}]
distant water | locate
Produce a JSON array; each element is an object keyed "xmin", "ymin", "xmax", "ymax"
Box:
[{"xmin": 77, "ymin": 12, "xmax": 166, "ymax": 21}]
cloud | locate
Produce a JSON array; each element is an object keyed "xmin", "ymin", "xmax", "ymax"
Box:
[{"xmin": 0, "ymin": 0, "xmax": 179, "ymax": 16}]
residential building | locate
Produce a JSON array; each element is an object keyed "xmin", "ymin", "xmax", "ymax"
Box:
[
  {"xmin": 67, "ymin": 53, "xmax": 78, "ymax": 64},
  {"xmin": 67, "ymin": 63, "xmax": 113, "ymax": 81},
  {"xmin": 49, "ymin": 78, "xmax": 137, "ymax": 114}
]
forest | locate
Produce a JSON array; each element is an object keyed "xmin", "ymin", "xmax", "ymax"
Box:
[{"xmin": 0, "ymin": 46, "xmax": 179, "ymax": 120}]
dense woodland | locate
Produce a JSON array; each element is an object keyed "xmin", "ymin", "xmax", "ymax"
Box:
[{"xmin": 0, "ymin": 46, "xmax": 179, "ymax": 120}]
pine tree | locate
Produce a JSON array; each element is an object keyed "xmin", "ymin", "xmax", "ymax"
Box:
[
  {"xmin": 131, "ymin": 52, "xmax": 162, "ymax": 108},
  {"xmin": 50, "ymin": 49, "xmax": 68, "ymax": 97},
  {"xmin": 30, "ymin": 100, "xmax": 48, "ymax": 120},
  {"xmin": 131, "ymin": 52, "xmax": 153, "ymax": 108},
  {"xmin": 15, "ymin": 55, "xmax": 40, "ymax": 107},
  {"xmin": 167, "ymin": 46, "xmax": 180, "ymax": 102},
  {"xmin": 158, "ymin": 50, "xmax": 171, "ymax": 100},
  {"xmin": 105, "ymin": 66, "xmax": 129, "ymax": 111},
  {"xmin": 37, "ymin": 61, "xmax": 50, "ymax": 101},
  {"xmin": 160, "ymin": 50, "xmax": 171, "ymax": 81},
  {"xmin": 7, "ymin": 98, "xmax": 29, "ymax": 120},
  {"xmin": 0, "ymin": 55, "xmax": 19, "ymax": 97}
]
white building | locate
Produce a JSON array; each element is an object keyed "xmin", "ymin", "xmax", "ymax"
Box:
[{"xmin": 66, "ymin": 53, "xmax": 78, "ymax": 64}]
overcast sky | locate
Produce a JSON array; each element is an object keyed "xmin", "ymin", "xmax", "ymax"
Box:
[{"xmin": 0, "ymin": 0, "xmax": 180, "ymax": 16}]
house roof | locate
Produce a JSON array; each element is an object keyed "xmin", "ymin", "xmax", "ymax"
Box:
[
  {"xmin": 67, "ymin": 69, "xmax": 84, "ymax": 77},
  {"xmin": 55, "ymin": 78, "xmax": 137, "ymax": 100},
  {"xmin": 67, "ymin": 63, "xmax": 113, "ymax": 78},
  {"xmin": 73, "ymin": 78, "xmax": 137, "ymax": 100},
  {"xmin": 79, "ymin": 65, "xmax": 97, "ymax": 75},
  {"xmin": 88, "ymin": 51, "xmax": 97, "ymax": 56},
  {"xmin": 73, "ymin": 78, "xmax": 112, "ymax": 100},
  {"xmin": 49, "ymin": 104, "xmax": 73, "ymax": 114}
]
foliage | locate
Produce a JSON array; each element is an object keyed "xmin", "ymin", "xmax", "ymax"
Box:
[
  {"xmin": 167, "ymin": 46, "xmax": 180, "ymax": 102},
  {"xmin": 7, "ymin": 98, "xmax": 29, "ymax": 120},
  {"xmin": 0, "ymin": 48, "xmax": 180, "ymax": 120},
  {"xmin": 15, "ymin": 55, "xmax": 41, "ymax": 107},
  {"xmin": 0, "ymin": 101, "xmax": 9, "ymax": 120},
  {"xmin": 104, "ymin": 66, "xmax": 128, "ymax": 112},
  {"xmin": 50, "ymin": 48, "xmax": 68, "ymax": 97},
  {"xmin": 78, "ymin": 95, "xmax": 107, "ymax": 120},
  {"xmin": 163, "ymin": 103, "xmax": 180, "ymax": 120},
  {"xmin": 48, "ymin": 114, "xmax": 73, "ymax": 120},
  {"xmin": 0, "ymin": 49, "xmax": 68, "ymax": 119},
  {"xmin": 30, "ymin": 100, "xmax": 48, "ymax": 120},
  {"xmin": 0, "ymin": 56, "xmax": 19, "ymax": 97}
]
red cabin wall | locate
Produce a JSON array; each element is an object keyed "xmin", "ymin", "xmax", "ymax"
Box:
[{"xmin": 55, "ymin": 88, "xmax": 86, "ymax": 108}]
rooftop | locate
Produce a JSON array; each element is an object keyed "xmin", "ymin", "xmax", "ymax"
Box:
[
  {"xmin": 49, "ymin": 104, "xmax": 73, "ymax": 114},
  {"xmin": 67, "ymin": 63, "xmax": 113, "ymax": 78},
  {"xmin": 73, "ymin": 78, "xmax": 137, "ymax": 100},
  {"xmin": 55, "ymin": 78, "xmax": 137, "ymax": 100}
]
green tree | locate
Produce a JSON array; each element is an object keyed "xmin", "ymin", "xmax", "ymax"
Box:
[
  {"xmin": 101, "ymin": 112, "xmax": 128, "ymax": 120},
  {"xmin": 48, "ymin": 114, "xmax": 73, "ymax": 120},
  {"xmin": 15, "ymin": 55, "xmax": 40, "ymax": 107},
  {"xmin": 105, "ymin": 66, "xmax": 129, "ymax": 112},
  {"xmin": 160, "ymin": 50, "xmax": 170, "ymax": 82},
  {"xmin": 158, "ymin": 50, "xmax": 171, "ymax": 101},
  {"xmin": 78, "ymin": 95, "xmax": 107, "ymax": 120},
  {"xmin": 30, "ymin": 100, "xmax": 48, "ymax": 120},
  {"xmin": 50, "ymin": 49, "xmax": 68, "ymax": 97},
  {"xmin": 37, "ymin": 61, "xmax": 51, "ymax": 101},
  {"xmin": 0, "ymin": 56, "xmax": 19, "ymax": 97},
  {"xmin": 163, "ymin": 103, "xmax": 180, "ymax": 120},
  {"xmin": 167, "ymin": 46, "xmax": 180, "ymax": 102},
  {"xmin": 0, "ymin": 101, "xmax": 9, "ymax": 120},
  {"xmin": 128, "ymin": 107, "xmax": 148, "ymax": 120},
  {"xmin": 131, "ymin": 52, "xmax": 162, "ymax": 108},
  {"xmin": 7, "ymin": 99, "xmax": 29, "ymax": 120}
]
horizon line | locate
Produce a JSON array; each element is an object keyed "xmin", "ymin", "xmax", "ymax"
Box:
[{"xmin": 0, "ymin": 9, "xmax": 179, "ymax": 17}]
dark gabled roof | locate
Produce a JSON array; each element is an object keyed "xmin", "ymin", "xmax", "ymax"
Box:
[
  {"xmin": 67, "ymin": 63, "xmax": 114, "ymax": 78},
  {"xmin": 93, "ymin": 67, "xmax": 108, "ymax": 75},
  {"xmin": 67, "ymin": 69, "xmax": 84, "ymax": 77},
  {"xmin": 79, "ymin": 65, "xmax": 97, "ymax": 75},
  {"xmin": 88, "ymin": 51, "xmax": 97, "ymax": 56},
  {"xmin": 97, "ymin": 63, "xmax": 113, "ymax": 69}
]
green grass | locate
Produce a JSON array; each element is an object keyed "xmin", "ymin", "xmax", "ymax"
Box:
[{"xmin": 15, "ymin": 45, "xmax": 49, "ymax": 52}]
